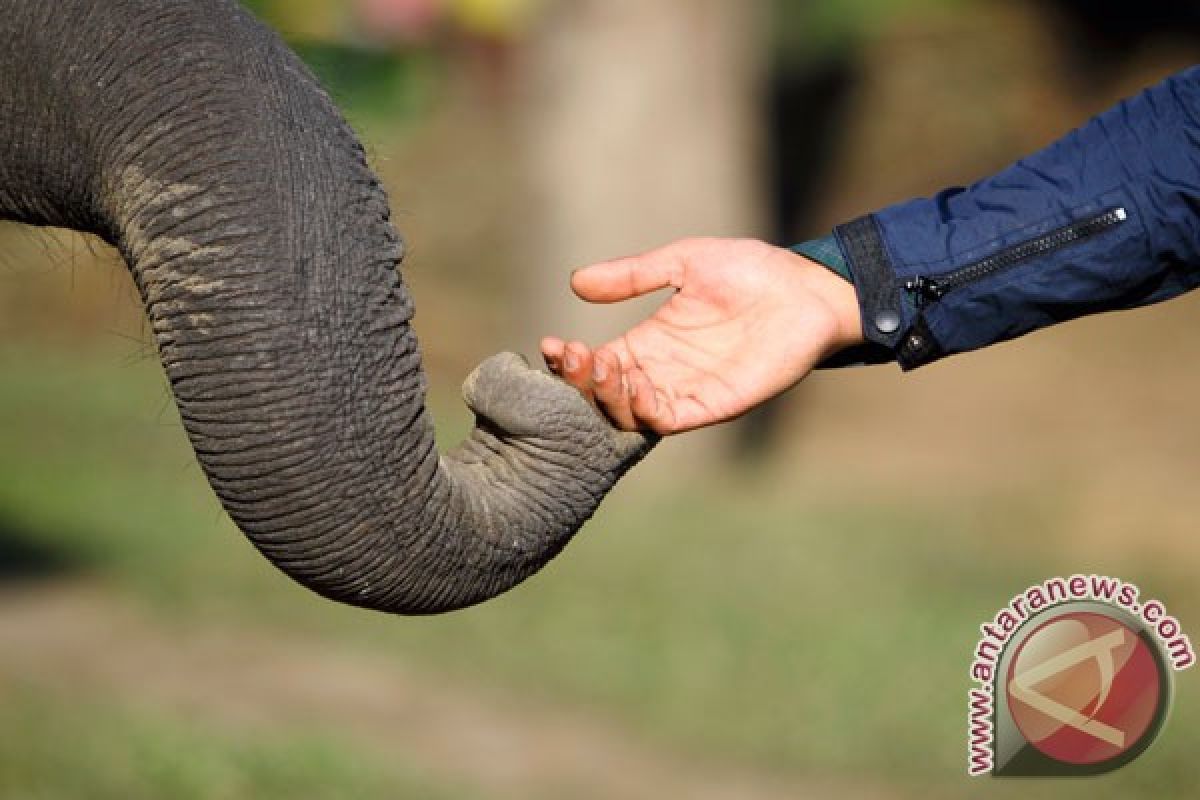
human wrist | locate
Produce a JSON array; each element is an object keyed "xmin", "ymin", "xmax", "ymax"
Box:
[
  {"xmin": 788, "ymin": 235, "xmax": 863, "ymax": 353},
  {"xmin": 822, "ymin": 262, "xmax": 865, "ymax": 352},
  {"xmin": 787, "ymin": 250, "xmax": 864, "ymax": 354}
]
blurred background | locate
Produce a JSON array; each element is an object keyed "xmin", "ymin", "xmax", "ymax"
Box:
[{"xmin": 2, "ymin": 0, "xmax": 1200, "ymax": 797}]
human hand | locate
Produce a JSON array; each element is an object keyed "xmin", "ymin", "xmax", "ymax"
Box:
[{"xmin": 541, "ymin": 238, "xmax": 863, "ymax": 434}]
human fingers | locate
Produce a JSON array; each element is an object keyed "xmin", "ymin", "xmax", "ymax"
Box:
[
  {"xmin": 541, "ymin": 336, "xmax": 565, "ymax": 374},
  {"xmin": 570, "ymin": 241, "xmax": 687, "ymax": 304},
  {"xmin": 561, "ymin": 340, "xmax": 594, "ymax": 399},
  {"xmin": 626, "ymin": 367, "xmax": 673, "ymax": 434},
  {"xmin": 627, "ymin": 368, "xmax": 718, "ymax": 435},
  {"xmin": 590, "ymin": 350, "xmax": 637, "ymax": 431}
]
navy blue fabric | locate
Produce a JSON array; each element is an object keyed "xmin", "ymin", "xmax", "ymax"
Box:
[{"xmin": 850, "ymin": 66, "xmax": 1200, "ymax": 369}]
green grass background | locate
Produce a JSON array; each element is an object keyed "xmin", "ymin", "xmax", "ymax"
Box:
[{"xmin": 1, "ymin": 340, "xmax": 1196, "ymax": 799}]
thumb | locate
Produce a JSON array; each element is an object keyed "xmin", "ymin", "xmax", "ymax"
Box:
[{"xmin": 570, "ymin": 244, "xmax": 685, "ymax": 304}]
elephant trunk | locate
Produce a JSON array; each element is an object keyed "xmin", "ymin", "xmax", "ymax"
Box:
[{"xmin": 0, "ymin": 0, "xmax": 653, "ymax": 613}]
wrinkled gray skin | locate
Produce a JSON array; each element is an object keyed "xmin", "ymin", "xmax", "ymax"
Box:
[{"xmin": 0, "ymin": 0, "xmax": 654, "ymax": 613}]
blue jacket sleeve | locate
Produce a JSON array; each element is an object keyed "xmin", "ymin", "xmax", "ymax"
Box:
[{"xmin": 837, "ymin": 66, "xmax": 1200, "ymax": 369}]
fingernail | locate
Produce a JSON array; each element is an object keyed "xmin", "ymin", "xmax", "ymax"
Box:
[
  {"xmin": 592, "ymin": 360, "xmax": 607, "ymax": 382},
  {"xmin": 565, "ymin": 352, "xmax": 579, "ymax": 372}
]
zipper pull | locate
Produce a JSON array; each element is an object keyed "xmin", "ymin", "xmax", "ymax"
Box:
[{"xmin": 905, "ymin": 276, "xmax": 944, "ymax": 308}]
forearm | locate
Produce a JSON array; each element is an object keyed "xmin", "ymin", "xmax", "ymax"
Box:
[{"xmin": 821, "ymin": 66, "xmax": 1200, "ymax": 369}]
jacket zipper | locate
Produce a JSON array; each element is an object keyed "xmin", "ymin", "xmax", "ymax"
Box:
[{"xmin": 904, "ymin": 207, "xmax": 1127, "ymax": 307}]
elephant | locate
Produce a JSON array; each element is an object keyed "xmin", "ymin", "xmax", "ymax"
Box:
[{"xmin": 0, "ymin": 0, "xmax": 655, "ymax": 614}]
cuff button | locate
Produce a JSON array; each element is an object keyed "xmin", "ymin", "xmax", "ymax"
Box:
[{"xmin": 873, "ymin": 310, "xmax": 900, "ymax": 334}]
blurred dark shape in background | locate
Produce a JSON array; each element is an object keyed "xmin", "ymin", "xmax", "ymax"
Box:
[
  {"xmin": 0, "ymin": 514, "xmax": 83, "ymax": 582},
  {"xmin": 1042, "ymin": 0, "xmax": 1200, "ymax": 88},
  {"xmin": 735, "ymin": 2, "xmax": 861, "ymax": 461}
]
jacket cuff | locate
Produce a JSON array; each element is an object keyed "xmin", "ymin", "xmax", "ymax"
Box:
[{"xmin": 834, "ymin": 214, "xmax": 941, "ymax": 370}]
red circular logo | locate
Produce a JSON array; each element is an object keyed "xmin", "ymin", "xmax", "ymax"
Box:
[{"xmin": 1005, "ymin": 611, "xmax": 1163, "ymax": 765}]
